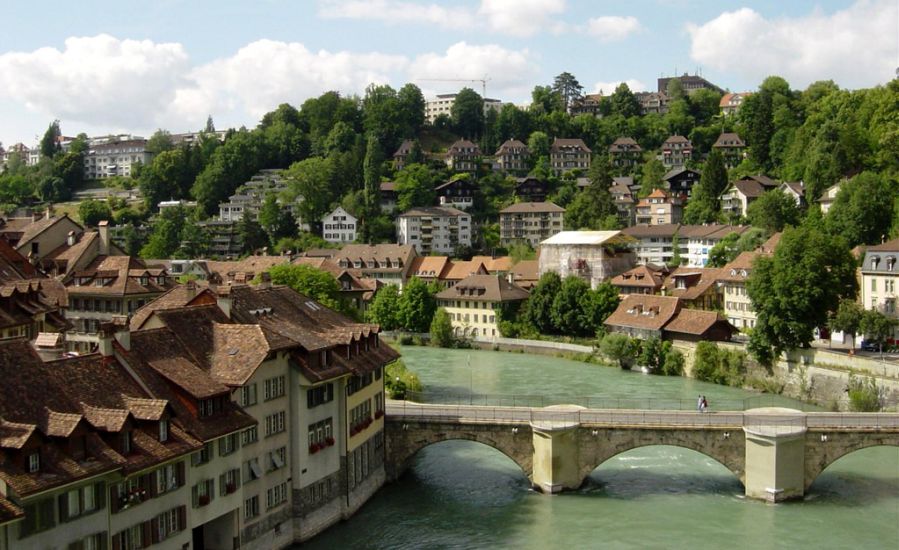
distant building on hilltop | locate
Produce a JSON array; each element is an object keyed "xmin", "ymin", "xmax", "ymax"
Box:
[
  {"xmin": 657, "ymin": 73, "xmax": 724, "ymax": 95},
  {"xmin": 425, "ymin": 93, "xmax": 502, "ymax": 124}
]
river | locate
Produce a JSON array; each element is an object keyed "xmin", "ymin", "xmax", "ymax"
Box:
[{"xmin": 304, "ymin": 347, "xmax": 899, "ymax": 549}]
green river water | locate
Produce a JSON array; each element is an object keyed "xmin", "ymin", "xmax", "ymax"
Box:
[{"xmin": 304, "ymin": 347, "xmax": 899, "ymax": 549}]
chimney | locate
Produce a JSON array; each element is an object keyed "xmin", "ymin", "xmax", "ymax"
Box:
[
  {"xmin": 98, "ymin": 322, "xmax": 115, "ymax": 357},
  {"xmin": 217, "ymin": 285, "xmax": 232, "ymax": 318},
  {"xmin": 98, "ymin": 220, "xmax": 109, "ymax": 256},
  {"xmin": 44, "ymin": 207, "xmax": 52, "ymax": 220},
  {"xmin": 66, "ymin": 230, "xmax": 76, "ymax": 247},
  {"xmin": 99, "ymin": 316, "xmax": 130, "ymax": 356},
  {"xmin": 185, "ymin": 279, "xmax": 197, "ymax": 299},
  {"xmin": 258, "ymin": 272, "xmax": 272, "ymax": 289},
  {"xmin": 113, "ymin": 316, "xmax": 130, "ymax": 351}
]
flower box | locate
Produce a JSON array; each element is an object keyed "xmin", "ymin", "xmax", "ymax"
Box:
[
  {"xmin": 226, "ymin": 483, "xmax": 237, "ymax": 494},
  {"xmin": 374, "ymin": 410, "xmax": 384, "ymax": 419},
  {"xmin": 309, "ymin": 444, "xmax": 319, "ymax": 454},
  {"xmin": 325, "ymin": 436, "xmax": 335, "ymax": 446},
  {"xmin": 198, "ymin": 495, "xmax": 210, "ymax": 506}
]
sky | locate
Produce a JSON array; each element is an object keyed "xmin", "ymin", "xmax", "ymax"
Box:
[{"xmin": 0, "ymin": 0, "xmax": 896, "ymax": 146}]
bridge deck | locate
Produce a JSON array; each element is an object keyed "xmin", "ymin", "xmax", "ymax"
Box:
[{"xmin": 386, "ymin": 402, "xmax": 899, "ymax": 431}]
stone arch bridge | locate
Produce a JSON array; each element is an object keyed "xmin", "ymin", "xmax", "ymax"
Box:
[{"xmin": 384, "ymin": 402, "xmax": 899, "ymax": 502}]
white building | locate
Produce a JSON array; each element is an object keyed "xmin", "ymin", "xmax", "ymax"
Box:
[
  {"xmin": 621, "ymin": 224, "xmax": 683, "ymax": 266},
  {"xmin": 538, "ymin": 231, "xmax": 636, "ymax": 289},
  {"xmin": 681, "ymin": 225, "xmax": 749, "ymax": 268},
  {"xmin": 84, "ymin": 138, "xmax": 153, "ymax": 179},
  {"xmin": 425, "ymin": 93, "xmax": 502, "ymax": 123},
  {"xmin": 861, "ymin": 238, "xmax": 899, "ymax": 341},
  {"xmin": 499, "ymin": 202, "xmax": 565, "ymax": 247},
  {"xmin": 321, "ymin": 207, "xmax": 357, "ymax": 244},
  {"xmin": 396, "ymin": 206, "xmax": 471, "ymax": 255}
]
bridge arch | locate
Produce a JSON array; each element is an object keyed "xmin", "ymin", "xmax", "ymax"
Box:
[
  {"xmin": 575, "ymin": 429, "xmax": 746, "ymax": 487},
  {"xmin": 385, "ymin": 420, "xmax": 534, "ymax": 482},
  {"xmin": 805, "ymin": 435, "xmax": 899, "ymax": 490}
]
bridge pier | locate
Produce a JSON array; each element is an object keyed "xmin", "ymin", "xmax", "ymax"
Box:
[
  {"xmin": 743, "ymin": 408, "xmax": 807, "ymax": 502},
  {"xmin": 530, "ymin": 405, "xmax": 584, "ymax": 493}
]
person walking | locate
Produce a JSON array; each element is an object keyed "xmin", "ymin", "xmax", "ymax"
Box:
[
  {"xmin": 701, "ymin": 396, "xmax": 709, "ymax": 413},
  {"xmin": 697, "ymin": 395, "xmax": 703, "ymax": 412}
]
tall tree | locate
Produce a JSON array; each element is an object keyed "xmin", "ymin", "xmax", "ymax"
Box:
[
  {"xmin": 552, "ymin": 72, "xmax": 584, "ymax": 111},
  {"xmin": 451, "ymin": 88, "xmax": 485, "ymax": 138},
  {"xmin": 639, "ymin": 158, "xmax": 666, "ymax": 197},
  {"xmin": 525, "ymin": 272, "xmax": 562, "ymax": 334},
  {"xmin": 146, "ymin": 129, "xmax": 175, "ymax": 155},
  {"xmin": 367, "ymin": 285, "xmax": 402, "ymax": 330},
  {"xmin": 531, "ymin": 85, "xmax": 564, "ymax": 114},
  {"xmin": 826, "ymin": 171, "xmax": 896, "ymax": 247},
  {"xmin": 564, "ymin": 157, "xmax": 619, "ymax": 230},
  {"xmin": 746, "ymin": 188, "xmax": 801, "ymax": 234},
  {"xmin": 204, "ymin": 115, "xmax": 216, "ymax": 133},
  {"xmin": 829, "ymin": 299, "xmax": 864, "ymax": 350},
  {"xmin": 747, "ymin": 225, "xmax": 858, "ymax": 364},
  {"xmin": 398, "ymin": 277, "xmax": 437, "ymax": 333},
  {"xmin": 40, "ymin": 120, "xmax": 62, "ymax": 158},
  {"xmin": 283, "ymin": 156, "xmax": 336, "ymax": 231},
  {"xmin": 682, "ymin": 149, "xmax": 727, "ymax": 224},
  {"xmin": 394, "ymin": 164, "xmax": 436, "ymax": 212},
  {"xmin": 362, "ymin": 134, "xmax": 383, "ymax": 241},
  {"xmin": 609, "ymin": 83, "xmax": 641, "ymax": 118},
  {"xmin": 396, "ymin": 83, "xmax": 427, "ymax": 137}
]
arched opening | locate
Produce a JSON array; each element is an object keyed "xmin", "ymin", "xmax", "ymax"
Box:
[
  {"xmin": 584, "ymin": 444, "xmax": 744, "ymax": 497},
  {"xmin": 807, "ymin": 445, "xmax": 899, "ymax": 500},
  {"xmin": 398, "ymin": 440, "xmax": 531, "ymax": 502}
]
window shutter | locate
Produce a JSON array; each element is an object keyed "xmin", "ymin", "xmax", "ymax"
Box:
[
  {"xmin": 141, "ymin": 521, "xmax": 152, "ymax": 547},
  {"xmin": 111, "ymin": 533, "xmax": 122, "ymax": 550},
  {"xmin": 219, "ymin": 474, "xmax": 226, "ymax": 496},
  {"xmin": 148, "ymin": 472, "xmax": 158, "ymax": 498},
  {"xmin": 176, "ymin": 461, "xmax": 185, "ymax": 487},
  {"xmin": 110, "ymin": 486, "xmax": 120, "ymax": 513},
  {"xmin": 96, "ymin": 483, "xmax": 106, "ymax": 510},
  {"xmin": 192, "ymin": 485, "xmax": 198, "ymax": 507},
  {"xmin": 98, "ymin": 533, "xmax": 109, "ymax": 550},
  {"xmin": 150, "ymin": 518, "xmax": 160, "ymax": 544},
  {"xmin": 177, "ymin": 506, "xmax": 187, "ymax": 531},
  {"xmin": 58, "ymin": 493, "xmax": 69, "ymax": 523}
]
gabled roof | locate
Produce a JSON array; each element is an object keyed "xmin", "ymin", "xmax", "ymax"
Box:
[
  {"xmin": 409, "ymin": 256, "xmax": 451, "ymax": 279},
  {"xmin": 730, "ymin": 179, "xmax": 767, "ymax": 198},
  {"xmin": 604, "ymin": 295, "xmax": 681, "ymax": 331},
  {"xmin": 540, "ymin": 230, "xmax": 631, "ymax": 246},
  {"xmin": 470, "ymin": 256, "xmax": 513, "ymax": 273},
  {"xmin": 551, "ymin": 138, "xmax": 591, "ymax": 153},
  {"xmin": 16, "ymin": 215, "xmax": 82, "ymax": 251},
  {"xmin": 443, "ymin": 260, "xmax": 489, "ymax": 281},
  {"xmin": 500, "ymin": 202, "xmax": 565, "ymax": 214},
  {"xmin": 664, "ymin": 309, "xmax": 732, "ymax": 336},
  {"xmin": 662, "ymin": 135, "xmax": 691, "ymax": 147},
  {"xmin": 609, "ymin": 137, "xmax": 642, "ymax": 152},
  {"xmin": 663, "ymin": 167, "xmax": 700, "ymax": 182},
  {"xmin": 435, "ymin": 274, "xmax": 529, "ymax": 302},
  {"xmin": 447, "ymin": 139, "xmax": 480, "ymax": 154},
  {"xmin": 130, "ymin": 283, "xmax": 216, "ymax": 330},
  {"xmin": 713, "ymin": 133, "xmax": 746, "ymax": 148},
  {"xmin": 394, "ymin": 139, "xmax": 414, "ymax": 157},
  {"xmin": 398, "ymin": 206, "xmax": 467, "ymax": 218},
  {"xmin": 611, "ymin": 264, "xmax": 668, "ymax": 289},
  {"xmin": 495, "ymin": 139, "xmax": 528, "ymax": 155}
]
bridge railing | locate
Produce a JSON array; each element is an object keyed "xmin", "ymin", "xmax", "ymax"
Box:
[
  {"xmin": 402, "ymin": 391, "xmax": 824, "ymax": 412},
  {"xmin": 387, "ymin": 402, "xmax": 899, "ymax": 430}
]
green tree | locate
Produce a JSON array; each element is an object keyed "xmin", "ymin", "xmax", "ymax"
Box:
[
  {"xmin": 52, "ymin": 151, "xmax": 84, "ymax": 200},
  {"xmin": 551, "ymin": 276, "xmax": 590, "ymax": 335},
  {"xmin": 552, "ymin": 72, "xmax": 584, "ymax": 111},
  {"xmin": 666, "ymin": 78, "xmax": 685, "ymax": 102},
  {"xmin": 362, "ymin": 134, "xmax": 383, "ymax": 241},
  {"xmin": 37, "ymin": 176, "xmax": 66, "ymax": 203},
  {"xmin": 609, "ymin": 83, "xmax": 641, "ymax": 118},
  {"xmin": 451, "ymin": 88, "xmax": 485, "ymax": 138},
  {"xmin": 580, "ymin": 281, "xmax": 621, "ymax": 332},
  {"xmin": 527, "ymin": 131, "xmax": 551, "ymax": 160},
  {"xmin": 146, "ymin": 129, "xmax": 175, "ymax": 155},
  {"xmin": 639, "ymin": 158, "xmax": 666, "ymax": 197},
  {"xmin": 283, "ymin": 156, "xmax": 336, "ymax": 230},
  {"xmin": 826, "ymin": 171, "xmax": 896, "ymax": 247},
  {"xmin": 139, "ymin": 149, "xmax": 191, "ymax": 210},
  {"xmin": 564, "ymin": 157, "xmax": 619, "ymax": 230},
  {"xmin": 828, "ymin": 299, "xmax": 865, "ymax": 350},
  {"xmin": 39, "ymin": 120, "xmax": 62, "ymax": 158},
  {"xmin": 429, "ymin": 308, "xmax": 455, "ymax": 348},
  {"xmin": 847, "ymin": 374, "xmax": 882, "ymax": 412},
  {"xmin": 747, "ymin": 225, "xmax": 858, "ymax": 364},
  {"xmin": 859, "ymin": 309, "xmax": 898, "ymax": 354},
  {"xmin": 192, "ymin": 129, "xmax": 267, "ymax": 215},
  {"xmin": 394, "ymin": 164, "xmax": 436, "ymax": 211},
  {"xmin": 78, "ymin": 199, "xmax": 113, "ymax": 227},
  {"xmin": 600, "ymin": 333, "xmax": 637, "ymax": 369},
  {"xmin": 531, "ymin": 85, "xmax": 564, "ymax": 114},
  {"xmin": 683, "ymin": 149, "xmax": 727, "ymax": 224},
  {"xmin": 367, "ymin": 285, "xmax": 401, "ymax": 331},
  {"xmin": 526, "ymin": 272, "xmax": 562, "ymax": 333},
  {"xmin": 661, "ymin": 348, "xmax": 685, "ymax": 376},
  {"xmin": 396, "ymin": 83, "xmax": 427, "ymax": 136},
  {"xmin": 238, "ymin": 217, "xmax": 269, "ymax": 255},
  {"xmin": 398, "ymin": 277, "xmax": 437, "ymax": 333},
  {"xmin": 140, "ymin": 206, "xmax": 187, "ymax": 259},
  {"xmin": 706, "ymin": 228, "xmax": 767, "ymax": 267},
  {"xmin": 747, "ymin": 188, "xmax": 801, "ymax": 234},
  {"xmin": 266, "ymin": 264, "xmax": 343, "ymax": 310}
]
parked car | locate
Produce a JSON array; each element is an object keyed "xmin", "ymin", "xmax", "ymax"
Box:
[{"xmin": 860, "ymin": 340, "xmax": 879, "ymax": 352}]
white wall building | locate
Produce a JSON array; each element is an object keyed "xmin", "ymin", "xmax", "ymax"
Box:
[
  {"xmin": 396, "ymin": 206, "xmax": 471, "ymax": 255},
  {"xmin": 322, "ymin": 207, "xmax": 357, "ymax": 243},
  {"xmin": 84, "ymin": 139, "xmax": 153, "ymax": 179},
  {"xmin": 425, "ymin": 93, "xmax": 502, "ymax": 123}
]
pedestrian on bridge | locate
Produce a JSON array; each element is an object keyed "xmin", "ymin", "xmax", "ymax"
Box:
[
  {"xmin": 701, "ymin": 396, "xmax": 708, "ymax": 413},
  {"xmin": 697, "ymin": 395, "xmax": 703, "ymax": 412}
]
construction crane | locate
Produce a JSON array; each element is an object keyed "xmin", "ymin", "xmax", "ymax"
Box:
[{"xmin": 417, "ymin": 76, "xmax": 491, "ymax": 99}]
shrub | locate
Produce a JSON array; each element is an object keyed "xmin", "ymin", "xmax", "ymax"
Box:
[
  {"xmin": 385, "ymin": 360, "xmax": 424, "ymax": 400},
  {"xmin": 692, "ymin": 342, "xmax": 746, "ymax": 386},
  {"xmin": 847, "ymin": 375, "xmax": 881, "ymax": 412},
  {"xmin": 661, "ymin": 349, "xmax": 685, "ymax": 376},
  {"xmin": 600, "ymin": 333, "xmax": 637, "ymax": 369},
  {"xmin": 429, "ymin": 308, "xmax": 455, "ymax": 348}
]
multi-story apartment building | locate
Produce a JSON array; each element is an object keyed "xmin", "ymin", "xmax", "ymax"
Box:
[
  {"xmin": 499, "ymin": 202, "xmax": 565, "ymax": 247},
  {"xmin": 663, "ymin": 168, "xmax": 701, "ymax": 198},
  {"xmin": 494, "ymin": 139, "xmax": 530, "ymax": 172},
  {"xmin": 435, "ymin": 274, "xmax": 529, "ymax": 339},
  {"xmin": 83, "ymin": 138, "xmax": 153, "ymax": 179},
  {"xmin": 721, "ymin": 179, "xmax": 768, "ymax": 218},
  {"xmin": 444, "ymin": 140, "xmax": 480, "ymax": 172},
  {"xmin": 396, "ymin": 207, "xmax": 471, "ymax": 255},
  {"xmin": 514, "ymin": 176, "xmax": 549, "ymax": 202},
  {"xmin": 550, "ymin": 138, "xmax": 591, "ymax": 175},
  {"xmin": 622, "ymin": 224, "xmax": 683, "ymax": 266},
  {"xmin": 425, "ymin": 93, "xmax": 502, "ymax": 123},
  {"xmin": 635, "ymin": 189, "xmax": 683, "ymax": 226},
  {"xmin": 680, "ymin": 225, "xmax": 749, "ymax": 268},
  {"xmin": 860, "ymin": 238, "xmax": 899, "ymax": 340},
  {"xmin": 660, "ymin": 135, "xmax": 692, "ymax": 168},
  {"xmin": 720, "ymin": 233, "xmax": 780, "ymax": 330},
  {"xmin": 218, "ymin": 170, "xmax": 290, "ymax": 223},
  {"xmin": 635, "ymin": 91, "xmax": 670, "ymax": 115},
  {"xmin": 63, "ymin": 254, "xmax": 175, "ymax": 352},
  {"xmin": 568, "ymin": 93, "xmax": 604, "ymax": 116},
  {"xmin": 713, "ymin": 133, "xmax": 747, "ymax": 168},
  {"xmin": 538, "ymin": 231, "xmax": 636, "ymax": 289},
  {"xmin": 321, "ymin": 206, "xmax": 357, "ymax": 244},
  {"xmin": 317, "ymin": 244, "xmax": 417, "ymax": 289},
  {"xmin": 609, "ymin": 137, "xmax": 643, "ymax": 170}
]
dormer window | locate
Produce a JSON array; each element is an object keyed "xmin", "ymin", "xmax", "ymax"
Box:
[
  {"xmin": 156, "ymin": 276, "xmax": 165, "ymax": 285},
  {"xmin": 159, "ymin": 420, "xmax": 169, "ymax": 443},
  {"xmin": 320, "ymin": 350, "xmax": 328, "ymax": 366},
  {"xmin": 140, "ymin": 276, "xmax": 149, "ymax": 286},
  {"xmin": 871, "ymin": 256, "xmax": 880, "ymax": 269},
  {"xmin": 27, "ymin": 451, "xmax": 40, "ymax": 473},
  {"xmin": 122, "ymin": 431, "xmax": 132, "ymax": 455},
  {"xmin": 354, "ymin": 261, "xmax": 362, "ymax": 268}
]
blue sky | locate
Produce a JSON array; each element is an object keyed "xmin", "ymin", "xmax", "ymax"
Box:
[{"xmin": 1, "ymin": 0, "xmax": 896, "ymax": 146}]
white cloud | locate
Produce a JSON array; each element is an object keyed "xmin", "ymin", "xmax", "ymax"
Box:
[
  {"xmin": 478, "ymin": 0, "xmax": 567, "ymax": 37},
  {"xmin": 591, "ymin": 79, "xmax": 646, "ymax": 95},
  {"xmin": 687, "ymin": 0, "xmax": 898, "ymax": 89},
  {"xmin": 317, "ymin": 0, "xmax": 474, "ymax": 29},
  {"xmin": 410, "ymin": 42, "xmax": 538, "ymax": 100},
  {"xmin": 179, "ymin": 39, "xmax": 408, "ymax": 122},
  {"xmin": 0, "ymin": 34, "xmax": 190, "ymax": 130},
  {"xmin": 585, "ymin": 16, "xmax": 642, "ymax": 42}
]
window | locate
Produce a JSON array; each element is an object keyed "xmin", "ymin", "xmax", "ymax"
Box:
[
  {"xmin": 27, "ymin": 451, "xmax": 40, "ymax": 473},
  {"xmin": 266, "ymin": 482, "xmax": 288, "ymax": 509},
  {"xmin": 268, "ymin": 446, "xmax": 287, "ymax": 471},
  {"xmin": 20, "ymin": 497, "xmax": 55, "ymax": 537},
  {"xmin": 238, "ymin": 384, "xmax": 257, "ymax": 407},
  {"xmin": 244, "ymin": 458, "xmax": 263, "ymax": 483},
  {"xmin": 60, "ymin": 483, "xmax": 103, "ymax": 522},
  {"xmin": 121, "ymin": 431, "xmax": 132, "ymax": 455},
  {"xmin": 155, "ymin": 507, "xmax": 184, "ymax": 541},
  {"xmin": 69, "ymin": 532, "xmax": 106, "ymax": 550},
  {"xmin": 264, "ymin": 375, "xmax": 285, "ymax": 401},
  {"xmin": 155, "ymin": 463, "xmax": 180, "ymax": 495},
  {"xmin": 308, "ymin": 418, "xmax": 334, "ymax": 451},
  {"xmin": 115, "ymin": 525, "xmax": 143, "ymax": 550},
  {"xmin": 192, "ymin": 479, "xmax": 215, "ymax": 507},
  {"xmin": 241, "ymin": 425, "xmax": 258, "ymax": 446},
  {"xmin": 191, "ymin": 442, "xmax": 213, "ymax": 466},
  {"xmin": 265, "ymin": 411, "xmax": 286, "ymax": 436},
  {"xmin": 220, "ymin": 468, "xmax": 241, "ymax": 495},
  {"xmin": 872, "ymin": 278, "xmax": 878, "ymax": 292},
  {"xmin": 307, "ymin": 383, "xmax": 334, "ymax": 408},
  {"xmin": 219, "ymin": 433, "xmax": 240, "ymax": 456},
  {"xmin": 244, "ymin": 496, "xmax": 260, "ymax": 520},
  {"xmin": 159, "ymin": 419, "xmax": 169, "ymax": 442}
]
